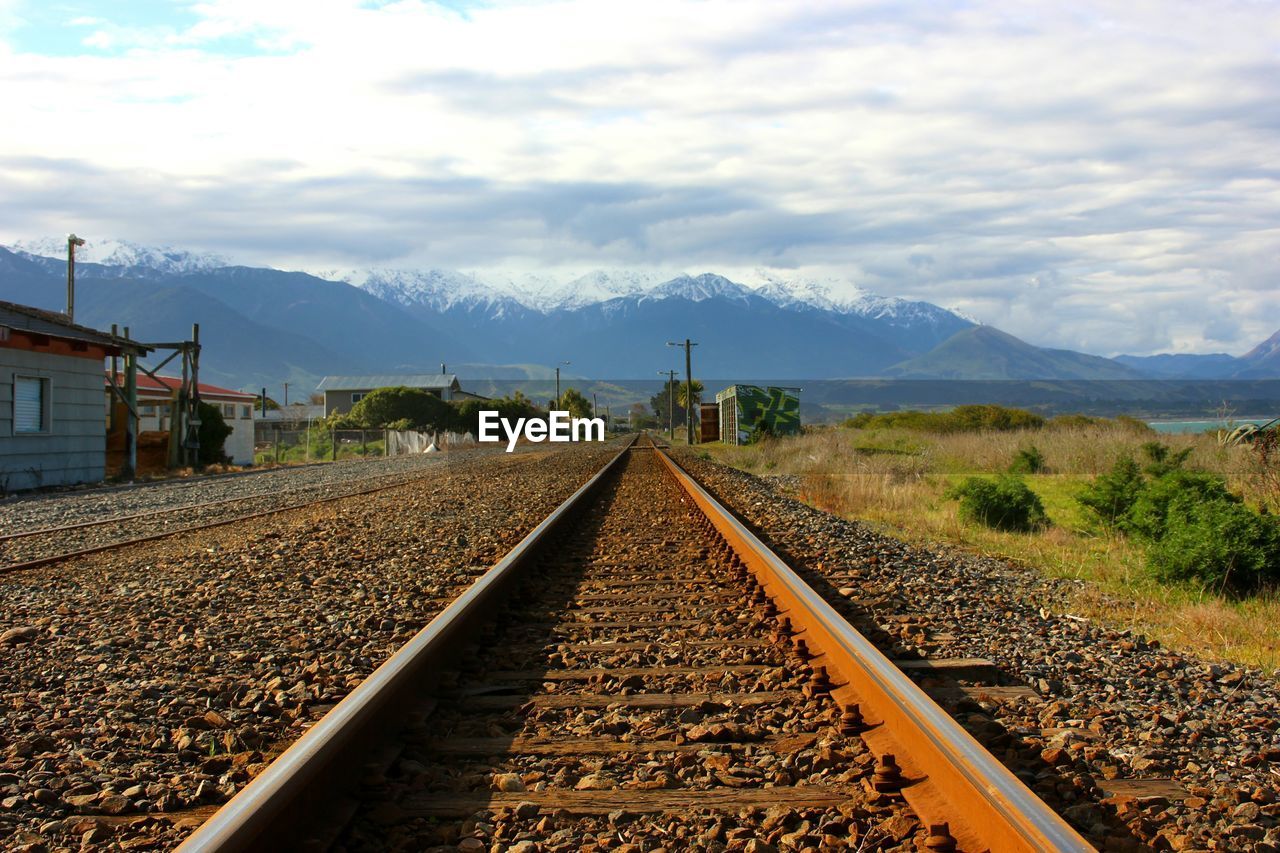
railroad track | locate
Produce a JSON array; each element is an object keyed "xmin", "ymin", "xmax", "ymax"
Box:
[
  {"xmin": 175, "ymin": 436, "xmax": 1091, "ymax": 851},
  {"xmin": 0, "ymin": 463, "xmax": 471, "ymax": 573}
]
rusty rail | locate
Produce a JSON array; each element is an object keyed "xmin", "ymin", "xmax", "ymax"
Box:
[
  {"xmin": 174, "ymin": 437, "xmax": 637, "ymax": 852},
  {"xmin": 175, "ymin": 438, "xmax": 1090, "ymax": 851},
  {"xmin": 654, "ymin": 447, "xmax": 1092, "ymax": 852}
]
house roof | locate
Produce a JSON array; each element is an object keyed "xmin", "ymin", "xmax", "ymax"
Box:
[
  {"xmin": 0, "ymin": 299, "xmax": 151, "ymax": 354},
  {"xmin": 317, "ymin": 374, "xmax": 460, "ymax": 392},
  {"xmin": 107, "ymin": 372, "xmax": 259, "ymax": 401}
]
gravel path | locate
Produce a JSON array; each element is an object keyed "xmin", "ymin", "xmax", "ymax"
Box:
[
  {"xmin": 0, "ymin": 442, "xmax": 623, "ymax": 852},
  {"xmin": 676, "ymin": 449, "xmax": 1280, "ymax": 852}
]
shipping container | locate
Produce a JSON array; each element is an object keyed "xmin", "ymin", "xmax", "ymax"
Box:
[{"xmin": 715, "ymin": 385, "xmax": 801, "ymax": 445}]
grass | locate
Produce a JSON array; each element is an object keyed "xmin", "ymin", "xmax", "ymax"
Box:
[{"xmin": 703, "ymin": 424, "xmax": 1280, "ymax": 672}]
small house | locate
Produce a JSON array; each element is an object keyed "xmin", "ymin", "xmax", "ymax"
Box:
[
  {"xmin": 106, "ymin": 373, "xmax": 259, "ymax": 465},
  {"xmin": 1, "ymin": 300, "xmax": 148, "ymax": 491},
  {"xmin": 317, "ymin": 374, "xmax": 462, "ymax": 417}
]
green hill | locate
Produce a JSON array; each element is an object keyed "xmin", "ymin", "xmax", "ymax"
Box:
[{"xmin": 884, "ymin": 326, "xmax": 1148, "ymax": 380}]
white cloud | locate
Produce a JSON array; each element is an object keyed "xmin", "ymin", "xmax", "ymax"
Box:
[{"xmin": 0, "ymin": 0, "xmax": 1277, "ymax": 354}]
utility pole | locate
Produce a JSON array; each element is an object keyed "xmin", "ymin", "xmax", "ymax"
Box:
[
  {"xmin": 667, "ymin": 339, "xmax": 698, "ymax": 445},
  {"xmin": 554, "ymin": 361, "xmax": 570, "ymax": 409},
  {"xmin": 283, "ymin": 382, "xmax": 290, "ymax": 407},
  {"xmin": 657, "ymin": 369, "xmax": 676, "ymax": 440},
  {"xmin": 66, "ymin": 234, "xmax": 85, "ymax": 322}
]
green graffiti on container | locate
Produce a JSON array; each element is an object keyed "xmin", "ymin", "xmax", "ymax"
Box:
[{"xmin": 717, "ymin": 385, "xmax": 801, "ymax": 444}]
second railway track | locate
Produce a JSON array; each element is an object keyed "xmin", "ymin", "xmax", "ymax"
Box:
[
  {"xmin": 0, "ymin": 460, "xmax": 501, "ymax": 572},
  {"xmin": 176, "ymin": 437, "xmax": 1091, "ymax": 851}
]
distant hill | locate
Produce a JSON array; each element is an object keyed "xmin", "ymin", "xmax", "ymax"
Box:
[
  {"xmin": 884, "ymin": 326, "xmax": 1148, "ymax": 380},
  {"xmin": 1113, "ymin": 352, "xmax": 1242, "ymax": 379},
  {"xmin": 1237, "ymin": 329, "xmax": 1280, "ymax": 378}
]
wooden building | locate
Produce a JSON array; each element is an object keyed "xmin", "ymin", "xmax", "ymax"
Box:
[{"xmin": 0, "ymin": 301, "xmax": 147, "ymax": 492}]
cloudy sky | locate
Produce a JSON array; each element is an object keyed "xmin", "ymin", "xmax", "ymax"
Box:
[{"xmin": 1, "ymin": 0, "xmax": 1277, "ymax": 356}]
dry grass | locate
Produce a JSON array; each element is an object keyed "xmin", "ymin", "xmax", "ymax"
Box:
[{"xmin": 704, "ymin": 425, "xmax": 1280, "ymax": 672}]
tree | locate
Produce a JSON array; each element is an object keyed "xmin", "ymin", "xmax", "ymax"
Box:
[
  {"xmin": 451, "ymin": 392, "xmax": 542, "ymax": 434},
  {"xmin": 196, "ymin": 402, "xmax": 233, "ymax": 465},
  {"xmin": 336, "ymin": 386, "xmax": 453, "ymax": 430},
  {"xmin": 677, "ymin": 379, "xmax": 704, "ymax": 410},
  {"xmin": 630, "ymin": 402, "xmax": 659, "ymax": 429},
  {"xmin": 560, "ymin": 387, "xmax": 593, "ymax": 419},
  {"xmin": 650, "ymin": 380, "xmax": 685, "ymax": 428}
]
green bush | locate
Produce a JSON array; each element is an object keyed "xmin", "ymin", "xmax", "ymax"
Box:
[
  {"xmin": 948, "ymin": 475, "xmax": 1048, "ymax": 532},
  {"xmin": 341, "ymin": 386, "xmax": 453, "ymax": 431},
  {"xmin": 1009, "ymin": 445, "xmax": 1047, "ymax": 475},
  {"xmin": 844, "ymin": 405, "xmax": 1045, "ymax": 434},
  {"xmin": 1123, "ymin": 470, "xmax": 1236, "ymax": 540},
  {"xmin": 196, "ymin": 402, "xmax": 233, "ymax": 465},
  {"xmin": 1140, "ymin": 441, "xmax": 1193, "ymax": 477},
  {"xmin": 1147, "ymin": 496, "xmax": 1280, "ymax": 593},
  {"xmin": 1077, "ymin": 456, "xmax": 1145, "ymax": 526}
]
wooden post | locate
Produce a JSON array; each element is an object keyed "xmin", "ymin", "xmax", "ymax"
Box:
[
  {"xmin": 190, "ymin": 324, "xmax": 202, "ymax": 471},
  {"xmin": 331, "ymin": 429, "xmax": 337, "ymax": 461},
  {"xmin": 123, "ymin": 329, "xmax": 137, "ymax": 481},
  {"xmin": 275, "ymin": 428, "xmax": 281, "ymax": 464},
  {"xmin": 361, "ymin": 429, "xmax": 367, "ymax": 457}
]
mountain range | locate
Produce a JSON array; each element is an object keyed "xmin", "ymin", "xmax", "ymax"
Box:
[{"xmin": 0, "ymin": 239, "xmax": 1275, "ymax": 393}]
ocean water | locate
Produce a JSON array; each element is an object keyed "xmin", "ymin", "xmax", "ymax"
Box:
[{"xmin": 1148, "ymin": 418, "xmax": 1273, "ymax": 435}]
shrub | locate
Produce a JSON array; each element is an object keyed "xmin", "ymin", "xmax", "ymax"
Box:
[
  {"xmin": 948, "ymin": 475, "xmax": 1048, "ymax": 532},
  {"xmin": 1009, "ymin": 445, "xmax": 1047, "ymax": 475},
  {"xmin": 1077, "ymin": 456, "xmax": 1145, "ymax": 526},
  {"xmin": 196, "ymin": 402, "xmax": 233, "ymax": 465},
  {"xmin": 1146, "ymin": 496, "xmax": 1280, "ymax": 593},
  {"xmin": 1115, "ymin": 415, "xmax": 1155, "ymax": 433},
  {"xmin": 844, "ymin": 405, "xmax": 1045, "ymax": 434},
  {"xmin": 1123, "ymin": 470, "xmax": 1236, "ymax": 540},
  {"xmin": 1140, "ymin": 441, "xmax": 1193, "ymax": 478},
  {"xmin": 342, "ymin": 387, "xmax": 453, "ymax": 431}
]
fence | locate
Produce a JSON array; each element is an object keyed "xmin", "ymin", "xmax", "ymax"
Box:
[{"xmin": 254, "ymin": 428, "xmax": 476, "ymax": 465}]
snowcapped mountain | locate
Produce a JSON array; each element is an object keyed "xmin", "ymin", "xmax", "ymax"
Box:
[
  {"xmin": 11, "ymin": 237, "xmax": 228, "ymax": 276},
  {"xmin": 645, "ymin": 273, "xmax": 755, "ymax": 305},
  {"xmin": 751, "ymin": 273, "xmax": 972, "ymax": 331},
  {"xmin": 321, "ymin": 267, "xmax": 519, "ymax": 315}
]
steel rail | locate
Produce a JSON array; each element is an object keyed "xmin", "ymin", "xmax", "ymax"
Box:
[
  {"xmin": 173, "ymin": 437, "xmax": 637, "ymax": 853},
  {"xmin": 0, "ymin": 466, "xmax": 471, "ymax": 575},
  {"xmin": 655, "ymin": 447, "xmax": 1092, "ymax": 852}
]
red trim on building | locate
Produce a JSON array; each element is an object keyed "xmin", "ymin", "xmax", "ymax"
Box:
[
  {"xmin": 106, "ymin": 372, "xmax": 258, "ymax": 402},
  {"xmin": 1, "ymin": 327, "xmax": 115, "ymax": 360}
]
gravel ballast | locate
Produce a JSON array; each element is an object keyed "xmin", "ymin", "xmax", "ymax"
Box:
[
  {"xmin": 676, "ymin": 449, "xmax": 1280, "ymax": 851},
  {"xmin": 0, "ymin": 452, "xmax": 509, "ymax": 536},
  {"xmin": 0, "ymin": 443, "xmax": 622, "ymax": 851}
]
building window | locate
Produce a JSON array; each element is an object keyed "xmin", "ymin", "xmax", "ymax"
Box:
[
  {"xmin": 140, "ymin": 404, "xmax": 157, "ymax": 417},
  {"xmin": 160, "ymin": 404, "xmax": 172, "ymax": 416},
  {"xmin": 240, "ymin": 405, "xmax": 252, "ymax": 419},
  {"xmin": 14, "ymin": 377, "xmax": 49, "ymax": 434},
  {"xmin": 223, "ymin": 403, "xmax": 236, "ymax": 418},
  {"xmin": 351, "ymin": 392, "xmax": 365, "ymax": 404}
]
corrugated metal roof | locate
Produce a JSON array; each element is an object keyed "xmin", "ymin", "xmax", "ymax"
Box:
[{"xmin": 317, "ymin": 374, "xmax": 459, "ymax": 391}]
